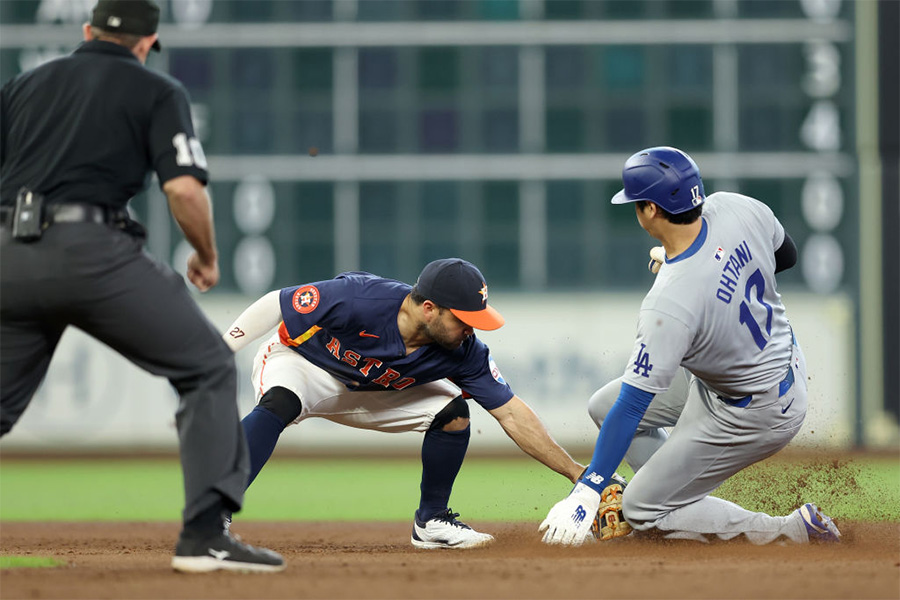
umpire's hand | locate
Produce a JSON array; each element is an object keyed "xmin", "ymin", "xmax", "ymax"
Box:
[
  {"xmin": 187, "ymin": 252, "xmax": 220, "ymax": 292},
  {"xmin": 163, "ymin": 176, "xmax": 222, "ymax": 292}
]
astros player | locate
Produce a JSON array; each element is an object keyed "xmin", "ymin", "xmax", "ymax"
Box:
[
  {"xmin": 223, "ymin": 258, "xmax": 585, "ymax": 548},
  {"xmin": 540, "ymin": 147, "xmax": 841, "ymax": 545}
]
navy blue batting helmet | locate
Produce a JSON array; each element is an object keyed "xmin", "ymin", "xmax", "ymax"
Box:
[{"xmin": 611, "ymin": 147, "xmax": 705, "ymax": 214}]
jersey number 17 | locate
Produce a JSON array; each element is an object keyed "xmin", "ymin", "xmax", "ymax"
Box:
[{"xmin": 738, "ymin": 269, "xmax": 774, "ymax": 351}]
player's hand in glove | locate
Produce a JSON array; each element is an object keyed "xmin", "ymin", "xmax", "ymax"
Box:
[
  {"xmin": 591, "ymin": 478, "xmax": 632, "ymax": 541},
  {"xmin": 539, "ymin": 482, "xmax": 601, "ymax": 546},
  {"xmin": 648, "ymin": 246, "xmax": 666, "ymax": 274}
]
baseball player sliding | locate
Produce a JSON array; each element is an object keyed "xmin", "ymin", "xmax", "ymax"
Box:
[
  {"xmin": 540, "ymin": 147, "xmax": 842, "ymax": 546},
  {"xmin": 224, "ymin": 258, "xmax": 586, "ymax": 548}
]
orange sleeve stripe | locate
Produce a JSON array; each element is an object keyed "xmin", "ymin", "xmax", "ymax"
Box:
[{"xmin": 278, "ymin": 321, "xmax": 322, "ymax": 347}]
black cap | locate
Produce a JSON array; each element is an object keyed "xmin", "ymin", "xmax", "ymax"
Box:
[
  {"xmin": 91, "ymin": 0, "xmax": 161, "ymax": 52},
  {"xmin": 416, "ymin": 258, "xmax": 505, "ymax": 331}
]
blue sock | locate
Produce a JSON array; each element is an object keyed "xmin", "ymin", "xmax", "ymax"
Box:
[
  {"xmin": 241, "ymin": 406, "xmax": 286, "ymax": 488},
  {"xmin": 416, "ymin": 425, "xmax": 470, "ymax": 523}
]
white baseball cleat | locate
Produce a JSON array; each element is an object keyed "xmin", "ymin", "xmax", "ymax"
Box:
[{"xmin": 411, "ymin": 509, "xmax": 494, "ymax": 549}]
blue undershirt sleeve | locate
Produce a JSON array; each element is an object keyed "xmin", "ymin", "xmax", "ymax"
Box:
[{"xmin": 580, "ymin": 382, "xmax": 655, "ymax": 494}]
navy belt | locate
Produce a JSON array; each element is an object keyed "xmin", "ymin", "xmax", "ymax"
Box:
[{"xmin": 719, "ymin": 366, "xmax": 795, "ymax": 408}]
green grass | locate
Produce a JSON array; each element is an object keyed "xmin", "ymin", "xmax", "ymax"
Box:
[
  {"xmin": 0, "ymin": 556, "xmax": 66, "ymax": 569},
  {"xmin": 0, "ymin": 454, "xmax": 897, "ymax": 522}
]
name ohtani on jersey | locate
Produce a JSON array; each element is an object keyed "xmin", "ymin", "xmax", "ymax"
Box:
[{"xmin": 715, "ymin": 240, "xmax": 753, "ymax": 304}]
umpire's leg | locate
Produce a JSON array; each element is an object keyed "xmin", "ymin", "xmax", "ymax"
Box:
[
  {"xmin": 66, "ymin": 228, "xmax": 248, "ymax": 524},
  {"xmin": 0, "ymin": 319, "xmax": 64, "ymax": 435},
  {"xmin": 0, "ymin": 226, "xmax": 66, "ymax": 435}
]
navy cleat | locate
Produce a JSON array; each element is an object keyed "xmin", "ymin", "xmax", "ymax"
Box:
[{"xmin": 798, "ymin": 503, "xmax": 841, "ymax": 543}]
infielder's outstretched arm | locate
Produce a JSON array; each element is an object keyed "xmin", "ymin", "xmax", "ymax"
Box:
[
  {"xmin": 539, "ymin": 383, "xmax": 654, "ymax": 545},
  {"xmin": 488, "ymin": 395, "xmax": 584, "ymax": 483},
  {"xmin": 223, "ymin": 290, "xmax": 283, "ymax": 352}
]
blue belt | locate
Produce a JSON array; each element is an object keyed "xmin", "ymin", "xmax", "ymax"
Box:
[{"xmin": 719, "ymin": 367, "xmax": 795, "ymax": 408}]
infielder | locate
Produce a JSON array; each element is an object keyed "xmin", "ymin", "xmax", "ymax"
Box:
[
  {"xmin": 224, "ymin": 258, "xmax": 585, "ymax": 548},
  {"xmin": 540, "ymin": 147, "xmax": 841, "ymax": 545}
]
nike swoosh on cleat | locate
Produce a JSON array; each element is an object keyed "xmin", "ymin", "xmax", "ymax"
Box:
[
  {"xmin": 781, "ymin": 399, "xmax": 794, "ymax": 414},
  {"xmin": 208, "ymin": 549, "xmax": 231, "ymax": 561},
  {"xmin": 359, "ymin": 331, "xmax": 379, "ymax": 338}
]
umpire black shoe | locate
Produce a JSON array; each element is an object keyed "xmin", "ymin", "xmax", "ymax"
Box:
[{"xmin": 171, "ymin": 530, "xmax": 286, "ymax": 573}]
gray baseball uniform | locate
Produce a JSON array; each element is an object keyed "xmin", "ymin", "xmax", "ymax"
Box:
[{"xmin": 588, "ymin": 191, "xmax": 809, "ymax": 544}]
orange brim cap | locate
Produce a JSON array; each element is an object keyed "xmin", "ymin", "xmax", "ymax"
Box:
[{"xmin": 450, "ymin": 304, "xmax": 505, "ymax": 331}]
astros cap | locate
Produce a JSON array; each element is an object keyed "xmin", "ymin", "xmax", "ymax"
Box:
[
  {"xmin": 416, "ymin": 259, "xmax": 505, "ymax": 331},
  {"xmin": 91, "ymin": 0, "xmax": 162, "ymax": 52}
]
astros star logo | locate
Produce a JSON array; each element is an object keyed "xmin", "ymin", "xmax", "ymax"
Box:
[
  {"xmin": 292, "ymin": 285, "xmax": 320, "ymax": 314},
  {"xmin": 478, "ymin": 283, "xmax": 488, "ymax": 304}
]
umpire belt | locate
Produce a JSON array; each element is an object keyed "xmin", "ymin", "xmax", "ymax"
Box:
[
  {"xmin": 718, "ymin": 367, "xmax": 795, "ymax": 408},
  {"xmin": 1, "ymin": 203, "xmax": 129, "ymax": 228}
]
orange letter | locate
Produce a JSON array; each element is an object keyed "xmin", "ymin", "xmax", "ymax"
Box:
[
  {"xmin": 359, "ymin": 357, "xmax": 383, "ymax": 376},
  {"xmin": 372, "ymin": 368, "xmax": 401, "ymax": 388},
  {"xmin": 342, "ymin": 350, "xmax": 361, "ymax": 367},
  {"xmin": 326, "ymin": 337, "xmax": 341, "ymax": 360}
]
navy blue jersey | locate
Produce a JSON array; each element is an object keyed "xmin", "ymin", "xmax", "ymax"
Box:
[{"xmin": 276, "ymin": 272, "xmax": 514, "ymax": 410}]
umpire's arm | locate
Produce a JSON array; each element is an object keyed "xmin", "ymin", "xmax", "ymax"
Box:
[
  {"xmin": 164, "ymin": 174, "xmax": 220, "ymax": 292},
  {"xmin": 488, "ymin": 395, "xmax": 584, "ymax": 483}
]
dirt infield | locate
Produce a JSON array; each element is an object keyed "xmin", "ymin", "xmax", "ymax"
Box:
[{"xmin": 1, "ymin": 521, "xmax": 898, "ymax": 599}]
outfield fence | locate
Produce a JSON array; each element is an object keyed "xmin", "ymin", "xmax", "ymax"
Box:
[{"xmin": 0, "ymin": 291, "xmax": 877, "ymax": 454}]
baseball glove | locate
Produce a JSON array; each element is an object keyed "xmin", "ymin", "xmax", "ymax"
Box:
[{"xmin": 590, "ymin": 474, "xmax": 632, "ymax": 541}]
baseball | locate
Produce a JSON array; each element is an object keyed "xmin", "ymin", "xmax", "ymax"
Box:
[{"xmin": 648, "ymin": 246, "xmax": 665, "ymax": 274}]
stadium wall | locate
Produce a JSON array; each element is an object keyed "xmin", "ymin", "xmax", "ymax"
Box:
[{"xmin": 0, "ymin": 292, "xmax": 865, "ymax": 453}]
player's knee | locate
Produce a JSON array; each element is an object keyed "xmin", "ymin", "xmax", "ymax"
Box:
[
  {"xmin": 620, "ymin": 484, "xmax": 658, "ymax": 530},
  {"xmin": 588, "ymin": 379, "xmax": 620, "ymax": 427},
  {"xmin": 429, "ymin": 395, "xmax": 469, "ymax": 432},
  {"xmin": 259, "ymin": 386, "xmax": 303, "ymax": 426},
  {"xmin": 587, "ymin": 389, "xmax": 607, "ymax": 427}
]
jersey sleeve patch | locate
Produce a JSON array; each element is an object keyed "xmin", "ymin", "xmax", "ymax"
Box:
[
  {"xmin": 488, "ymin": 354, "xmax": 506, "ymax": 384},
  {"xmin": 291, "ymin": 285, "xmax": 321, "ymax": 314}
]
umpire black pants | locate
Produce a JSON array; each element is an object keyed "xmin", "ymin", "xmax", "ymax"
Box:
[{"xmin": 0, "ymin": 222, "xmax": 249, "ymax": 524}]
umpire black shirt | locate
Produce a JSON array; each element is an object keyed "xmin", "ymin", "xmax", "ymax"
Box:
[{"xmin": 0, "ymin": 40, "xmax": 208, "ymax": 210}]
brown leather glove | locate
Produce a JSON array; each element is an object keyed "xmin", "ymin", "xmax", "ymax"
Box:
[{"xmin": 590, "ymin": 476, "xmax": 633, "ymax": 541}]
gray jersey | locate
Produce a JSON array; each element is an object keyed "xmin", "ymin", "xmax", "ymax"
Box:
[{"xmin": 622, "ymin": 192, "xmax": 792, "ymax": 399}]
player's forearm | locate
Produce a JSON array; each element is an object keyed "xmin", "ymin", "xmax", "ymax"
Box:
[
  {"xmin": 581, "ymin": 383, "xmax": 653, "ymax": 493},
  {"xmin": 223, "ymin": 290, "xmax": 283, "ymax": 352},
  {"xmin": 489, "ymin": 396, "xmax": 584, "ymax": 483},
  {"xmin": 163, "ymin": 175, "xmax": 218, "ymax": 264}
]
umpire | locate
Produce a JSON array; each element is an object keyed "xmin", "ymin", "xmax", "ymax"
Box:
[{"xmin": 0, "ymin": 0, "xmax": 284, "ymax": 573}]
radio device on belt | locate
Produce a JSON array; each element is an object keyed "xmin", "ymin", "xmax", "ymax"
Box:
[{"xmin": 12, "ymin": 187, "xmax": 45, "ymax": 241}]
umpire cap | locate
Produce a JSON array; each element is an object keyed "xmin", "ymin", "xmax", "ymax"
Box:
[
  {"xmin": 611, "ymin": 146, "xmax": 705, "ymax": 214},
  {"xmin": 91, "ymin": 0, "xmax": 162, "ymax": 52},
  {"xmin": 416, "ymin": 259, "xmax": 505, "ymax": 331}
]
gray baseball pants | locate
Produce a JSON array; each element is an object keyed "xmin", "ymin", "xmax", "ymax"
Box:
[{"xmin": 587, "ymin": 342, "xmax": 810, "ymax": 544}]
